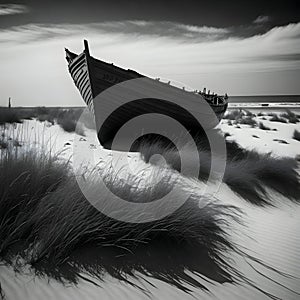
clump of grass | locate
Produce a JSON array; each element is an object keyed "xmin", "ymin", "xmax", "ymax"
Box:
[
  {"xmin": 0, "ymin": 107, "xmax": 45, "ymax": 125},
  {"xmin": 0, "ymin": 107, "xmax": 88, "ymax": 135},
  {"xmin": 56, "ymin": 109, "xmax": 85, "ymax": 135},
  {"xmin": 244, "ymin": 109, "xmax": 256, "ymax": 117},
  {"xmin": 0, "ymin": 135, "xmax": 298, "ymax": 299},
  {"xmin": 140, "ymin": 138, "xmax": 300, "ymax": 206},
  {"xmin": 280, "ymin": 109, "xmax": 299, "ymax": 123},
  {"xmin": 58, "ymin": 117, "xmax": 76, "ymax": 132},
  {"xmin": 37, "ymin": 107, "xmax": 86, "ymax": 134},
  {"xmin": 27, "ymin": 173, "xmax": 239, "ymax": 278},
  {"xmin": 224, "ymin": 110, "xmax": 256, "ymax": 127},
  {"xmin": 293, "ymin": 129, "xmax": 300, "ymax": 141},
  {"xmin": 223, "ymin": 151, "xmax": 298, "ymax": 205},
  {"xmin": 224, "ymin": 109, "xmax": 244, "ymax": 120},
  {"xmin": 0, "ymin": 140, "xmax": 245, "ymax": 294},
  {"xmin": 258, "ymin": 122, "xmax": 271, "ymax": 130},
  {"xmin": 0, "ymin": 107, "xmax": 22, "ymax": 125},
  {"xmin": 239, "ymin": 117, "xmax": 257, "ymax": 127},
  {"xmin": 37, "ymin": 114, "xmax": 54, "ymax": 125},
  {"xmin": 288, "ymin": 116, "xmax": 299, "ymax": 124},
  {"xmin": 0, "ymin": 148, "xmax": 70, "ymax": 259},
  {"xmin": 269, "ymin": 114, "xmax": 287, "ymax": 123}
]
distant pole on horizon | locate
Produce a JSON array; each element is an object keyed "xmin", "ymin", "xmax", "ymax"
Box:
[{"xmin": 8, "ymin": 97, "xmax": 11, "ymax": 109}]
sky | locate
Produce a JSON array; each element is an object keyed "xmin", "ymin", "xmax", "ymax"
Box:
[{"xmin": 0, "ymin": 0, "xmax": 300, "ymax": 107}]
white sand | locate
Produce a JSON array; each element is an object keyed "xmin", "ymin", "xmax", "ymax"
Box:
[
  {"xmin": 1, "ymin": 109, "xmax": 300, "ymax": 300},
  {"xmin": 219, "ymin": 113, "xmax": 300, "ymax": 158}
]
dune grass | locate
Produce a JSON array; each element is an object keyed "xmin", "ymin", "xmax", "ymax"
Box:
[
  {"xmin": 27, "ymin": 176, "xmax": 239, "ymax": 285},
  {"xmin": 244, "ymin": 109, "xmax": 256, "ymax": 117},
  {"xmin": 139, "ymin": 135, "xmax": 300, "ymax": 206},
  {"xmin": 280, "ymin": 109, "xmax": 299, "ymax": 124},
  {"xmin": 47, "ymin": 108, "xmax": 87, "ymax": 135},
  {"xmin": 258, "ymin": 121, "xmax": 271, "ymax": 131},
  {"xmin": 0, "ymin": 107, "xmax": 23, "ymax": 125},
  {"xmin": 224, "ymin": 109, "xmax": 244, "ymax": 120},
  {"xmin": 239, "ymin": 117, "xmax": 257, "ymax": 127},
  {"xmin": 0, "ymin": 137, "xmax": 245, "ymax": 296},
  {"xmin": 223, "ymin": 150, "xmax": 298, "ymax": 205},
  {"xmin": 56, "ymin": 110, "xmax": 79, "ymax": 131},
  {"xmin": 1, "ymin": 129, "xmax": 298, "ymax": 299},
  {"xmin": 224, "ymin": 110, "xmax": 257, "ymax": 127},
  {"xmin": 269, "ymin": 114, "xmax": 287, "ymax": 123},
  {"xmin": 0, "ymin": 107, "xmax": 87, "ymax": 135},
  {"xmin": 0, "ymin": 106, "xmax": 43, "ymax": 125},
  {"xmin": 293, "ymin": 129, "xmax": 300, "ymax": 141},
  {"xmin": 0, "ymin": 149, "xmax": 70, "ymax": 259}
]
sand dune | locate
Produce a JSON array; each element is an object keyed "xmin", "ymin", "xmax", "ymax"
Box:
[{"xmin": 0, "ymin": 107, "xmax": 300, "ymax": 300}]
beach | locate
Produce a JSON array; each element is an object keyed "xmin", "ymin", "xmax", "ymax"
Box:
[
  {"xmin": 1, "ymin": 1, "xmax": 299, "ymax": 298},
  {"xmin": 0, "ymin": 105, "xmax": 300, "ymax": 300}
]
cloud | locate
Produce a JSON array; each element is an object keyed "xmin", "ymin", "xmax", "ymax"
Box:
[
  {"xmin": 93, "ymin": 21, "xmax": 232, "ymax": 42},
  {"xmin": 0, "ymin": 21, "xmax": 299, "ymax": 106},
  {"xmin": 0, "ymin": 4, "xmax": 29, "ymax": 16},
  {"xmin": 0, "ymin": 21, "xmax": 232, "ymax": 45},
  {"xmin": 0, "ymin": 19, "xmax": 280, "ymax": 47},
  {"xmin": 253, "ymin": 15, "xmax": 270, "ymax": 24},
  {"xmin": 1, "ymin": 21, "xmax": 299, "ymax": 69}
]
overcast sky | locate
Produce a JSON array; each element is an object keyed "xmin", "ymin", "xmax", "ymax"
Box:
[{"xmin": 0, "ymin": 0, "xmax": 299, "ymax": 106}]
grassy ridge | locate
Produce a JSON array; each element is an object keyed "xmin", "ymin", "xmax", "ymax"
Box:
[
  {"xmin": 224, "ymin": 109, "xmax": 299, "ymax": 128},
  {"xmin": 0, "ymin": 109, "xmax": 299, "ymax": 298},
  {"xmin": 139, "ymin": 136, "xmax": 300, "ymax": 206},
  {"xmin": 0, "ymin": 141, "xmax": 243, "ymax": 296},
  {"xmin": 0, "ymin": 107, "xmax": 86, "ymax": 135},
  {"xmin": 1, "ymin": 139, "xmax": 296, "ymax": 299}
]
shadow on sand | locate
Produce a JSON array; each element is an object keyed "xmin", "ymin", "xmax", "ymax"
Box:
[
  {"xmin": 0, "ymin": 127, "xmax": 300, "ymax": 300},
  {"xmin": 139, "ymin": 130, "xmax": 300, "ymax": 206}
]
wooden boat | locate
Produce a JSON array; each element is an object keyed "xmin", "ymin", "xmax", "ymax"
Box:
[{"xmin": 65, "ymin": 40, "xmax": 228, "ymax": 151}]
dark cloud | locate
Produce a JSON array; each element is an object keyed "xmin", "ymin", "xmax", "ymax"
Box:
[
  {"xmin": 2, "ymin": 20, "xmax": 300, "ymax": 47},
  {"xmin": 0, "ymin": 20, "xmax": 269, "ymax": 46},
  {"xmin": 0, "ymin": 0, "xmax": 299, "ymax": 30},
  {"xmin": 0, "ymin": 4, "xmax": 29, "ymax": 16},
  {"xmin": 0, "ymin": 20, "xmax": 299, "ymax": 104},
  {"xmin": 91, "ymin": 21, "xmax": 232, "ymax": 42}
]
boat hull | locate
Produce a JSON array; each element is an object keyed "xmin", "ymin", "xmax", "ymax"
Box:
[{"xmin": 67, "ymin": 43, "xmax": 228, "ymax": 151}]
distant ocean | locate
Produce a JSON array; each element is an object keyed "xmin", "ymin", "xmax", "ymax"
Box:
[{"xmin": 230, "ymin": 95, "xmax": 300, "ymax": 103}]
